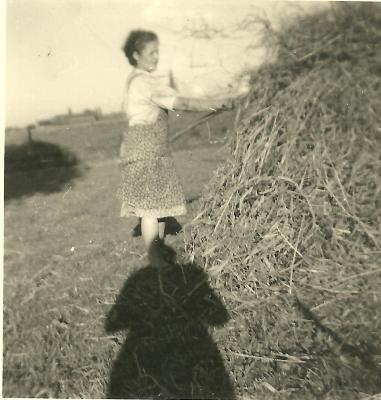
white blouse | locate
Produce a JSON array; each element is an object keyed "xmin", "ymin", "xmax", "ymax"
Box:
[{"xmin": 123, "ymin": 68, "xmax": 177, "ymax": 126}]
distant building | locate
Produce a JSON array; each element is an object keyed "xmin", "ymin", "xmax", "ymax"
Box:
[{"xmin": 38, "ymin": 108, "xmax": 102, "ymax": 126}]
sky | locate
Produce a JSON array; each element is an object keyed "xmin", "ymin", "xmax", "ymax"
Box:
[{"xmin": 5, "ymin": 0, "xmax": 327, "ymax": 127}]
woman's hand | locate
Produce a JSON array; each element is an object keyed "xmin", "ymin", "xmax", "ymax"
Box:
[{"xmin": 238, "ymin": 74, "xmax": 251, "ymax": 95}]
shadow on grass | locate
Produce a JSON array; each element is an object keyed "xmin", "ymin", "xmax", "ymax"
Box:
[
  {"xmin": 4, "ymin": 141, "xmax": 87, "ymax": 201},
  {"xmin": 296, "ymin": 297, "xmax": 380, "ymax": 393},
  {"xmin": 105, "ymin": 247, "xmax": 235, "ymax": 399}
]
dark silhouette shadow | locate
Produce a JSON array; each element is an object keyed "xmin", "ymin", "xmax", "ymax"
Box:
[
  {"xmin": 132, "ymin": 217, "xmax": 183, "ymax": 238},
  {"xmin": 4, "ymin": 141, "xmax": 86, "ymax": 201},
  {"xmin": 105, "ymin": 247, "xmax": 235, "ymax": 399}
]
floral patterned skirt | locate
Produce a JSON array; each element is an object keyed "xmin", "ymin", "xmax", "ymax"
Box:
[{"xmin": 117, "ymin": 112, "xmax": 186, "ymax": 218}]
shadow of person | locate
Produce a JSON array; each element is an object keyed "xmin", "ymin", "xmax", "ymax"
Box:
[{"xmin": 105, "ymin": 250, "xmax": 236, "ymax": 399}]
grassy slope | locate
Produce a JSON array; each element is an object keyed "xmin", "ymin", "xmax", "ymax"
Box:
[{"xmin": 3, "ymin": 113, "xmax": 232, "ymax": 397}]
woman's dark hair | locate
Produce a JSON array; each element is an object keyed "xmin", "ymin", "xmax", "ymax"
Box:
[{"xmin": 122, "ymin": 30, "xmax": 158, "ymax": 66}]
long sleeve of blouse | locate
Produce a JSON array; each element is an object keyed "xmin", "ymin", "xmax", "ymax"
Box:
[{"xmin": 123, "ymin": 69, "xmax": 177, "ymax": 126}]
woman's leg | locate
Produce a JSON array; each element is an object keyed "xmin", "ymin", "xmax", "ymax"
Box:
[
  {"xmin": 141, "ymin": 216, "xmax": 168, "ymax": 267},
  {"xmin": 157, "ymin": 217, "xmax": 177, "ymax": 264},
  {"xmin": 158, "ymin": 217, "xmax": 166, "ymax": 241},
  {"xmin": 141, "ymin": 216, "xmax": 159, "ymax": 248}
]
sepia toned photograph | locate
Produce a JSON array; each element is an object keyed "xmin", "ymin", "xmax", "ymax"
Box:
[{"xmin": 3, "ymin": 0, "xmax": 381, "ymax": 398}]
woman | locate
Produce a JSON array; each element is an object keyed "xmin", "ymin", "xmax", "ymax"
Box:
[{"xmin": 117, "ymin": 29, "xmax": 244, "ymax": 267}]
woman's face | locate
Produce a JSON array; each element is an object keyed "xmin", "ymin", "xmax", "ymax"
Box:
[{"xmin": 134, "ymin": 40, "xmax": 159, "ymax": 72}]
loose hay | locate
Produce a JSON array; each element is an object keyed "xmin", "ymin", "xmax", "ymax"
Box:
[{"xmin": 187, "ymin": 4, "xmax": 381, "ymax": 399}]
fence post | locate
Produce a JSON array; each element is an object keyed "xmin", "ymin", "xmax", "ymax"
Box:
[{"xmin": 27, "ymin": 124, "xmax": 35, "ymax": 156}]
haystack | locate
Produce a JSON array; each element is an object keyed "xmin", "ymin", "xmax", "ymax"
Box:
[{"xmin": 187, "ymin": 3, "xmax": 381, "ymax": 398}]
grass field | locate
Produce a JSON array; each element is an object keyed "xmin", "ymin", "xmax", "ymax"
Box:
[{"xmin": 3, "ymin": 112, "xmax": 236, "ymax": 398}]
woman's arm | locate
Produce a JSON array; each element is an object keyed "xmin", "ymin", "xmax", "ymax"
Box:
[
  {"xmin": 173, "ymin": 96, "xmax": 234, "ymax": 112},
  {"xmin": 172, "ymin": 74, "xmax": 250, "ymax": 112}
]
